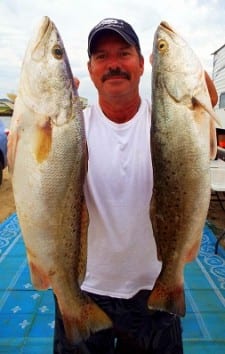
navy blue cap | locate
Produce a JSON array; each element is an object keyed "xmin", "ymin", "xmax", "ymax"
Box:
[{"xmin": 88, "ymin": 18, "xmax": 141, "ymax": 57}]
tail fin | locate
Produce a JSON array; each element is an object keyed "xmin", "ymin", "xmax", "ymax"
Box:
[{"xmin": 61, "ymin": 301, "xmax": 112, "ymax": 344}]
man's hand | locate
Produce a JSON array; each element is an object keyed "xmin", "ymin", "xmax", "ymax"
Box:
[{"xmin": 74, "ymin": 77, "xmax": 80, "ymax": 89}]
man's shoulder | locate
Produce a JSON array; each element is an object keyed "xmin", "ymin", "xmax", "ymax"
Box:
[{"xmin": 142, "ymin": 98, "xmax": 151, "ymax": 108}]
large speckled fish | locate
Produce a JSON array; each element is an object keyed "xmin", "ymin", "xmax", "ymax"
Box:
[
  {"xmin": 148, "ymin": 21, "xmax": 218, "ymax": 316},
  {"xmin": 7, "ymin": 16, "xmax": 111, "ymax": 343}
]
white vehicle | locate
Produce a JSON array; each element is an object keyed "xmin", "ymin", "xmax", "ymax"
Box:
[
  {"xmin": 212, "ymin": 44, "xmax": 225, "ymax": 129},
  {"xmin": 0, "ymin": 120, "xmax": 7, "ymax": 184},
  {"xmin": 212, "ymin": 44, "xmax": 225, "ymax": 158}
]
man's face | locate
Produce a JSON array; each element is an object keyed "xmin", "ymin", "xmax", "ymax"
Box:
[{"xmin": 88, "ymin": 32, "xmax": 144, "ymax": 99}]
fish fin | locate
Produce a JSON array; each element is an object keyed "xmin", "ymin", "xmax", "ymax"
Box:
[
  {"xmin": 204, "ymin": 71, "xmax": 218, "ymax": 108},
  {"xmin": 77, "ymin": 201, "xmax": 89, "ymax": 285},
  {"xmin": 26, "ymin": 247, "xmax": 51, "ymax": 289},
  {"xmin": 79, "ymin": 96, "xmax": 88, "ymax": 110},
  {"xmin": 184, "ymin": 239, "xmax": 201, "ymax": 263},
  {"xmin": 192, "ymin": 96, "xmax": 221, "ymax": 127},
  {"xmin": 28, "ymin": 260, "xmax": 50, "ymax": 289},
  {"xmin": 209, "ymin": 117, "xmax": 217, "ymax": 160},
  {"xmin": 7, "ymin": 130, "xmax": 19, "ymax": 175},
  {"xmin": 192, "ymin": 71, "xmax": 220, "ymax": 127},
  {"xmin": 7, "ymin": 107, "xmax": 23, "ymax": 174},
  {"xmin": 59, "ymin": 299, "xmax": 112, "ymax": 344},
  {"xmin": 148, "ymin": 272, "xmax": 185, "ymax": 317},
  {"xmin": 34, "ymin": 118, "xmax": 52, "ymax": 163},
  {"xmin": 191, "ymin": 96, "xmax": 218, "ymax": 159}
]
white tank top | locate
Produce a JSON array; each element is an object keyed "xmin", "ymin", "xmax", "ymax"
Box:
[{"xmin": 81, "ymin": 99, "xmax": 161, "ymax": 298}]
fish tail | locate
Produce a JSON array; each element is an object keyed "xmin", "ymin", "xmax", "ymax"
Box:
[
  {"xmin": 62, "ymin": 302, "xmax": 112, "ymax": 344},
  {"xmin": 147, "ymin": 278, "xmax": 185, "ymax": 317}
]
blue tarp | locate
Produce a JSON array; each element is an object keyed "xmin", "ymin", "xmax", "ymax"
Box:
[{"xmin": 0, "ymin": 213, "xmax": 225, "ymax": 353}]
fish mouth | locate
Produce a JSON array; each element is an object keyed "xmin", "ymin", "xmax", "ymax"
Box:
[
  {"xmin": 31, "ymin": 16, "xmax": 54, "ymax": 60},
  {"xmin": 159, "ymin": 21, "xmax": 175, "ymax": 34},
  {"xmin": 38, "ymin": 16, "xmax": 53, "ymax": 40}
]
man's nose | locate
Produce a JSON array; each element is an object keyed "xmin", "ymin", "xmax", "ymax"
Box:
[
  {"xmin": 106, "ymin": 55, "xmax": 121, "ymax": 69},
  {"xmin": 108, "ymin": 66, "xmax": 121, "ymax": 73}
]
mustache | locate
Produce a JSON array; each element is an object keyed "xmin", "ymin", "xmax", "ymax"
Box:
[{"xmin": 101, "ymin": 68, "xmax": 131, "ymax": 82}]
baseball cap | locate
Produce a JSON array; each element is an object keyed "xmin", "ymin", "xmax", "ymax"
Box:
[{"xmin": 88, "ymin": 18, "xmax": 141, "ymax": 57}]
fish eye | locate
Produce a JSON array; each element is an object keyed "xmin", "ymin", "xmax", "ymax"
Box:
[
  {"xmin": 52, "ymin": 45, "xmax": 63, "ymax": 59},
  {"xmin": 157, "ymin": 39, "xmax": 168, "ymax": 52}
]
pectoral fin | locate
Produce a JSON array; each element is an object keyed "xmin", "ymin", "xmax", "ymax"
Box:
[
  {"xmin": 192, "ymin": 71, "xmax": 221, "ymax": 127},
  {"xmin": 192, "ymin": 97, "xmax": 218, "ymax": 159},
  {"xmin": 192, "ymin": 96, "xmax": 221, "ymax": 127},
  {"xmin": 34, "ymin": 117, "xmax": 52, "ymax": 163},
  {"xmin": 209, "ymin": 117, "xmax": 217, "ymax": 160},
  {"xmin": 204, "ymin": 71, "xmax": 218, "ymax": 108},
  {"xmin": 7, "ymin": 130, "xmax": 19, "ymax": 175}
]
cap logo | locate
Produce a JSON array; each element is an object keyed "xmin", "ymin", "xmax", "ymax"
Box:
[{"xmin": 95, "ymin": 18, "xmax": 124, "ymax": 29}]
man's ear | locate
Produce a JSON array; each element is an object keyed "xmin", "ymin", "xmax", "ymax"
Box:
[
  {"xmin": 149, "ymin": 53, "xmax": 153, "ymax": 65},
  {"xmin": 87, "ymin": 60, "xmax": 92, "ymax": 75},
  {"xmin": 139, "ymin": 54, "xmax": 144, "ymax": 75}
]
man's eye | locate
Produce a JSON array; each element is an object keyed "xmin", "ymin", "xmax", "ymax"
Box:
[
  {"xmin": 95, "ymin": 54, "xmax": 106, "ymax": 60},
  {"xmin": 120, "ymin": 51, "xmax": 130, "ymax": 57}
]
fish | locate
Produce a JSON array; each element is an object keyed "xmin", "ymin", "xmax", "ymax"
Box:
[
  {"xmin": 7, "ymin": 16, "xmax": 112, "ymax": 343},
  {"xmin": 148, "ymin": 21, "xmax": 218, "ymax": 317}
]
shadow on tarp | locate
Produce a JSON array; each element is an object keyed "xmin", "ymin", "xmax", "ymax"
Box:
[{"xmin": 0, "ymin": 213, "xmax": 225, "ymax": 353}]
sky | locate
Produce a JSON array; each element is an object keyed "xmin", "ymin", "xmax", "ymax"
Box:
[{"xmin": 0, "ymin": 0, "xmax": 224, "ymax": 104}]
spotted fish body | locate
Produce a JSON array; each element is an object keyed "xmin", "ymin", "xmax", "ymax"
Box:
[
  {"xmin": 148, "ymin": 21, "xmax": 217, "ymax": 316},
  {"xmin": 7, "ymin": 16, "xmax": 111, "ymax": 343}
]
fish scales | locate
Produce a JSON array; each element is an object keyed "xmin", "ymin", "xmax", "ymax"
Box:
[
  {"xmin": 148, "ymin": 21, "xmax": 217, "ymax": 316},
  {"xmin": 7, "ymin": 16, "xmax": 112, "ymax": 343}
]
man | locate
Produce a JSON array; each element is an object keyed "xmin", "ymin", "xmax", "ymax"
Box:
[{"xmin": 54, "ymin": 18, "xmax": 184, "ymax": 354}]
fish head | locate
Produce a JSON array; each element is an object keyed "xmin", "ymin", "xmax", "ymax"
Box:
[
  {"xmin": 151, "ymin": 21, "xmax": 217, "ymax": 159},
  {"xmin": 19, "ymin": 16, "xmax": 77, "ymax": 126},
  {"xmin": 151, "ymin": 21, "xmax": 206, "ymax": 105}
]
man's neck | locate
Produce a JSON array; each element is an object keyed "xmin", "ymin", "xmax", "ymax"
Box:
[{"xmin": 99, "ymin": 95, "xmax": 141, "ymax": 124}]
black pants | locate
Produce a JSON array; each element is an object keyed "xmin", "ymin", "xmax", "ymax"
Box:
[{"xmin": 53, "ymin": 290, "xmax": 184, "ymax": 354}]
